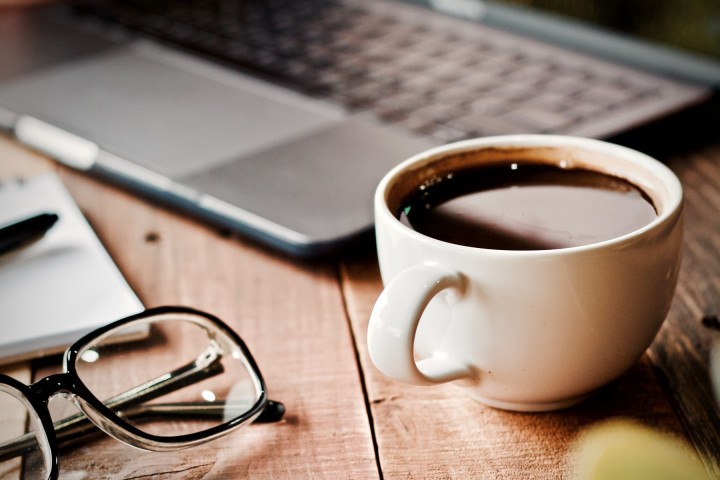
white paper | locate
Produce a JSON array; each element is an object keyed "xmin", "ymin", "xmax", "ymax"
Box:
[{"xmin": 0, "ymin": 173, "xmax": 143, "ymax": 364}]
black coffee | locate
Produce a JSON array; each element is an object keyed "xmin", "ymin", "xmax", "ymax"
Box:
[{"xmin": 398, "ymin": 162, "xmax": 657, "ymax": 250}]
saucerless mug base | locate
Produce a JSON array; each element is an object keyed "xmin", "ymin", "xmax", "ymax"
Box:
[{"xmin": 367, "ymin": 135, "xmax": 683, "ymax": 412}]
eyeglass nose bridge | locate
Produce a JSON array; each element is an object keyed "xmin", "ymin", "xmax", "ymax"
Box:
[
  {"xmin": 28, "ymin": 372, "xmax": 96, "ymax": 435},
  {"xmin": 29, "ymin": 373, "xmax": 86, "ymax": 406}
]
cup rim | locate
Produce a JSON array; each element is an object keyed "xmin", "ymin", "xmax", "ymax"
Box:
[{"xmin": 375, "ymin": 134, "xmax": 683, "ymax": 256}]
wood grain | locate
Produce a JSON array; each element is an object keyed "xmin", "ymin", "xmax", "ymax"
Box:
[
  {"xmin": 340, "ymin": 141, "xmax": 720, "ymax": 478},
  {"xmin": 648, "ymin": 142, "xmax": 720, "ymax": 477},
  {"xmin": 0, "ymin": 136, "xmax": 378, "ymax": 479},
  {"xmin": 341, "ymin": 250, "xmax": 690, "ymax": 479},
  {"xmin": 2, "ymin": 133, "xmax": 719, "ymax": 479}
]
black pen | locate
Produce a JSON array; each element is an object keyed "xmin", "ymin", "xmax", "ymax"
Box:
[{"xmin": 0, "ymin": 212, "xmax": 59, "ymax": 256}]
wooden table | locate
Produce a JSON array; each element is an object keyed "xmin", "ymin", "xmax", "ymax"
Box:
[{"xmin": 1, "ymin": 132, "xmax": 719, "ymax": 479}]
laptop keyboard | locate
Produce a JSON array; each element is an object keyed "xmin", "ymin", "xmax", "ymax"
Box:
[{"xmin": 72, "ymin": 0, "xmax": 675, "ymax": 143}]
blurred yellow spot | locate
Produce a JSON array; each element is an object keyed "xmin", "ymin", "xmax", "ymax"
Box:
[{"xmin": 570, "ymin": 419, "xmax": 709, "ymax": 480}]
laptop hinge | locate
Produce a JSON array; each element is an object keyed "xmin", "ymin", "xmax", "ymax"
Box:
[{"xmin": 14, "ymin": 116, "xmax": 98, "ymax": 170}]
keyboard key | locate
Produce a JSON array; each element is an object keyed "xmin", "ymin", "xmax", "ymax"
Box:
[
  {"xmin": 446, "ymin": 112, "xmax": 526, "ymax": 136},
  {"xmin": 576, "ymin": 83, "xmax": 635, "ymax": 107},
  {"xmin": 372, "ymin": 91, "xmax": 428, "ymax": 116},
  {"xmin": 496, "ymin": 106, "xmax": 572, "ymax": 132},
  {"xmin": 521, "ymin": 90, "xmax": 571, "ymax": 112},
  {"xmin": 430, "ymin": 124, "xmax": 471, "ymax": 143},
  {"xmin": 75, "ymin": 0, "xmax": 692, "ymax": 146}
]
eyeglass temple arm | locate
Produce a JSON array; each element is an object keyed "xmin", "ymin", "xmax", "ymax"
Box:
[
  {"xmin": 120, "ymin": 399, "xmax": 285, "ymax": 423},
  {"xmin": 37, "ymin": 400, "xmax": 285, "ymax": 451},
  {"xmin": 0, "ymin": 354, "xmax": 224, "ymax": 461},
  {"xmin": 1, "ymin": 398, "xmax": 285, "ymax": 460}
]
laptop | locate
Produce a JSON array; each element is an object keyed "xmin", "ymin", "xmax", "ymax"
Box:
[{"xmin": 0, "ymin": 0, "xmax": 717, "ymax": 258}]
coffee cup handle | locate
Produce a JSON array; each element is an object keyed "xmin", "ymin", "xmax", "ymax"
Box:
[{"xmin": 367, "ymin": 265, "xmax": 473, "ymax": 385}]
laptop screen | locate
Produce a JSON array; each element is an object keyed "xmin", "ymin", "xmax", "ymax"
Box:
[
  {"xmin": 412, "ymin": 0, "xmax": 720, "ymax": 85},
  {"xmin": 491, "ymin": 0, "xmax": 719, "ymax": 61}
]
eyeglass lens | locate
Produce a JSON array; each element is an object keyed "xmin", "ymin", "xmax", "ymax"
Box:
[
  {"xmin": 0, "ymin": 386, "xmax": 49, "ymax": 480},
  {"xmin": 74, "ymin": 312, "xmax": 264, "ymax": 438},
  {"xmin": 0, "ymin": 311, "xmax": 266, "ymax": 479}
]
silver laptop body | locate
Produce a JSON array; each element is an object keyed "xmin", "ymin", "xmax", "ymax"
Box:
[{"xmin": 0, "ymin": 0, "xmax": 716, "ymax": 257}]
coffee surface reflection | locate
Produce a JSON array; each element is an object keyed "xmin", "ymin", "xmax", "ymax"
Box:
[{"xmin": 398, "ymin": 163, "xmax": 657, "ymax": 250}]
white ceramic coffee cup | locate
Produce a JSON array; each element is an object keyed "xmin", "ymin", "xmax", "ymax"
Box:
[{"xmin": 367, "ymin": 135, "xmax": 683, "ymax": 412}]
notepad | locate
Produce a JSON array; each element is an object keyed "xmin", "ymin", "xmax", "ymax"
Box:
[{"xmin": 0, "ymin": 173, "xmax": 144, "ymax": 365}]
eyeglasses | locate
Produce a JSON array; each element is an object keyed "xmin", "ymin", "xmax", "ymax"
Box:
[{"xmin": 0, "ymin": 306, "xmax": 284, "ymax": 480}]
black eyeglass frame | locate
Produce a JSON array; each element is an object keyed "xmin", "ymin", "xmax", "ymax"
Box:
[{"xmin": 0, "ymin": 305, "xmax": 271, "ymax": 480}]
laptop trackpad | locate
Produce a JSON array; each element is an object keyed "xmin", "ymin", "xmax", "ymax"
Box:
[
  {"xmin": 182, "ymin": 117, "xmax": 435, "ymax": 241},
  {"xmin": 0, "ymin": 42, "xmax": 343, "ymax": 178}
]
